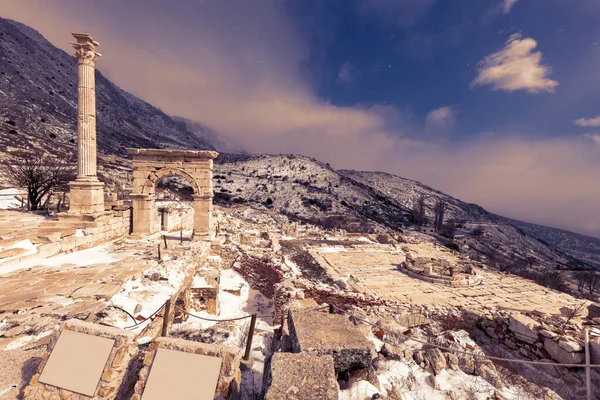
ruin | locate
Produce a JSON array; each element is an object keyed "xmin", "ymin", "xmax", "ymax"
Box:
[
  {"xmin": 128, "ymin": 148, "xmax": 218, "ymax": 240},
  {"xmin": 67, "ymin": 33, "xmax": 105, "ymax": 215}
]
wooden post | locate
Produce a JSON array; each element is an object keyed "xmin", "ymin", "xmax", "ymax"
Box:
[
  {"xmin": 180, "ymin": 229, "xmax": 183, "ymax": 244},
  {"xmin": 163, "ymin": 235, "xmax": 168, "ymax": 249},
  {"xmin": 243, "ymin": 313, "xmax": 257, "ymax": 361},
  {"xmin": 585, "ymin": 327, "xmax": 591, "ymax": 400},
  {"xmin": 158, "ymin": 244, "xmax": 162, "ymax": 261},
  {"xmin": 161, "ymin": 299, "xmax": 171, "ymax": 337},
  {"xmin": 329, "ymin": 304, "xmax": 334, "ymax": 314}
]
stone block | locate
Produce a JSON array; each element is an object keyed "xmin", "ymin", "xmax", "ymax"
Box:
[
  {"xmin": 288, "ymin": 310, "xmax": 375, "ymax": 371},
  {"xmin": 508, "ymin": 313, "xmax": 539, "ymax": 344},
  {"xmin": 590, "ymin": 337, "xmax": 600, "ymax": 364},
  {"xmin": 544, "ymin": 338, "xmax": 584, "ymax": 364},
  {"xmin": 265, "ymin": 353, "xmax": 338, "ymax": 400}
]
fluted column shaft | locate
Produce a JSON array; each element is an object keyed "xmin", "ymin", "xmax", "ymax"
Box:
[{"xmin": 77, "ymin": 59, "xmax": 97, "ymax": 179}]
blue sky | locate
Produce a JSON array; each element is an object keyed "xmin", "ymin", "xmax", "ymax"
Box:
[
  {"xmin": 290, "ymin": 0, "xmax": 600, "ymax": 142},
  {"xmin": 4, "ymin": 0, "xmax": 600, "ymax": 237}
]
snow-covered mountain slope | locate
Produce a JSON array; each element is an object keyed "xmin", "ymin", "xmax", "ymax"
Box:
[
  {"xmin": 0, "ymin": 18, "xmax": 218, "ymax": 160},
  {"xmin": 213, "ymin": 154, "xmax": 410, "ymax": 233},
  {"xmin": 341, "ymin": 170, "xmax": 599, "ymax": 270}
]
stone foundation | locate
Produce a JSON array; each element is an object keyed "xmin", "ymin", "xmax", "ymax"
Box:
[
  {"xmin": 68, "ymin": 180, "xmax": 105, "ymax": 214},
  {"xmin": 132, "ymin": 337, "xmax": 241, "ymax": 400},
  {"xmin": 23, "ymin": 319, "xmax": 138, "ymax": 399},
  {"xmin": 288, "ymin": 310, "xmax": 376, "ymax": 372}
]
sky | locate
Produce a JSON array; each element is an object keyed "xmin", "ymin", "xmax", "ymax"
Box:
[{"xmin": 3, "ymin": 0, "xmax": 600, "ymax": 237}]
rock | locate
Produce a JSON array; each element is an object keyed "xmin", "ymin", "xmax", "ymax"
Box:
[
  {"xmin": 458, "ymin": 354, "xmax": 475, "ymax": 374},
  {"xmin": 508, "ymin": 313, "xmax": 539, "ymax": 344},
  {"xmin": 265, "ymin": 353, "xmax": 338, "ymax": 400},
  {"xmin": 558, "ymin": 339, "xmax": 582, "ymax": 353},
  {"xmin": 381, "ymin": 343, "xmax": 404, "ymax": 360},
  {"xmin": 589, "ymin": 337, "xmax": 600, "ymax": 364},
  {"xmin": 504, "ymin": 338, "xmax": 517, "ymax": 350},
  {"xmin": 486, "ymin": 327, "xmax": 498, "ymax": 339},
  {"xmin": 424, "ymin": 348, "xmax": 446, "ymax": 375},
  {"xmin": 3, "ymin": 324, "xmax": 25, "ymax": 338},
  {"xmin": 288, "ymin": 310, "xmax": 376, "ymax": 371},
  {"xmin": 539, "ymin": 329, "xmax": 558, "ymax": 338},
  {"xmin": 544, "ymin": 338, "xmax": 584, "ymax": 364},
  {"xmin": 587, "ymin": 304, "xmax": 600, "ymax": 319},
  {"xmin": 374, "ymin": 319, "xmax": 408, "ymax": 342},
  {"xmin": 476, "ymin": 364, "xmax": 503, "ymax": 389},
  {"xmin": 446, "ymin": 353, "xmax": 459, "ymax": 370}
]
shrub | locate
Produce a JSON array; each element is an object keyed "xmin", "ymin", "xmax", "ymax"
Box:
[{"xmin": 445, "ymin": 242, "xmax": 460, "ymax": 252}]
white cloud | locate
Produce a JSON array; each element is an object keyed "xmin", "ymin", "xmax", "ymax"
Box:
[
  {"xmin": 584, "ymin": 133, "xmax": 600, "ymax": 147},
  {"xmin": 425, "ymin": 106, "xmax": 454, "ymax": 128},
  {"xmin": 471, "ymin": 34, "xmax": 558, "ymax": 93},
  {"xmin": 574, "ymin": 115, "xmax": 600, "ymax": 127},
  {"xmin": 503, "ymin": 0, "xmax": 518, "ymax": 13}
]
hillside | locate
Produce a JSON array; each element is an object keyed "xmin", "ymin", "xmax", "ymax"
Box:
[
  {"xmin": 0, "ymin": 17, "xmax": 597, "ymax": 274},
  {"xmin": 341, "ymin": 170, "xmax": 600, "ymax": 270},
  {"xmin": 0, "ymin": 17, "xmax": 217, "ymax": 161}
]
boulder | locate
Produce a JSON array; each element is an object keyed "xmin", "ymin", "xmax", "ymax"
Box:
[
  {"xmin": 558, "ymin": 339, "xmax": 582, "ymax": 353},
  {"xmin": 508, "ymin": 313, "xmax": 539, "ymax": 344},
  {"xmin": 265, "ymin": 353, "xmax": 338, "ymax": 400},
  {"xmin": 458, "ymin": 354, "xmax": 475, "ymax": 374},
  {"xmin": 288, "ymin": 310, "xmax": 376, "ymax": 371},
  {"xmin": 424, "ymin": 348, "xmax": 446, "ymax": 375},
  {"xmin": 544, "ymin": 338, "xmax": 584, "ymax": 365}
]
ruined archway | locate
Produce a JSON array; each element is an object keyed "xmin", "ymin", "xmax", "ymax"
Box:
[{"xmin": 127, "ymin": 148, "xmax": 219, "ymax": 240}]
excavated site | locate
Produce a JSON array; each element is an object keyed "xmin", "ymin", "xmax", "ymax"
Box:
[
  {"xmin": 1, "ymin": 203, "xmax": 600, "ymax": 400},
  {"xmin": 1, "ymin": 27, "xmax": 600, "ymax": 400}
]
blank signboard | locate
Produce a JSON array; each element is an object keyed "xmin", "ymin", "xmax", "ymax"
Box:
[
  {"xmin": 39, "ymin": 330, "xmax": 115, "ymax": 396},
  {"xmin": 142, "ymin": 348, "xmax": 222, "ymax": 400}
]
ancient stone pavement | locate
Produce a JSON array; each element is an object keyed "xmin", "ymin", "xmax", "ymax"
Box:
[{"xmin": 312, "ymin": 242, "xmax": 579, "ymax": 315}]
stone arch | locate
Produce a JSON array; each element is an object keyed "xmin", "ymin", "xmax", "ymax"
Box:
[
  {"xmin": 127, "ymin": 148, "xmax": 219, "ymax": 240},
  {"xmin": 141, "ymin": 167, "xmax": 201, "ymax": 196}
]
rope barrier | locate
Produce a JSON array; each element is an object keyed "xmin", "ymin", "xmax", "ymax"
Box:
[
  {"xmin": 122, "ymin": 303, "xmax": 166, "ymax": 330},
  {"xmin": 106, "ymin": 305, "xmax": 137, "ymax": 323},
  {"xmin": 330, "ymin": 305, "xmax": 600, "ymax": 368},
  {"xmin": 173, "ymin": 304, "xmax": 329, "ymax": 323}
]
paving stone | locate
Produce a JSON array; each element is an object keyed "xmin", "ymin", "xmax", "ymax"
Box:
[{"xmin": 265, "ymin": 353, "xmax": 338, "ymax": 400}]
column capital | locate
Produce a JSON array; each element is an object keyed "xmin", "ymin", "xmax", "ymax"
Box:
[{"xmin": 69, "ymin": 33, "xmax": 101, "ymax": 66}]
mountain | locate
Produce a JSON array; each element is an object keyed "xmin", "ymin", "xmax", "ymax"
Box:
[
  {"xmin": 341, "ymin": 170, "xmax": 600, "ymax": 270},
  {"xmin": 171, "ymin": 116, "xmax": 245, "ymax": 154},
  {"xmin": 1, "ymin": 18, "xmax": 597, "ymax": 274},
  {"xmin": 0, "ymin": 17, "xmax": 217, "ymax": 161}
]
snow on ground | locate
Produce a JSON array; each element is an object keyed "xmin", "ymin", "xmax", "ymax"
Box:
[
  {"xmin": 0, "ymin": 243, "xmax": 122, "ymax": 275},
  {"xmin": 3, "ymin": 329, "xmax": 55, "ymax": 351},
  {"xmin": 0, "ymin": 189, "xmax": 22, "ymax": 209},
  {"xmin": 0, "ymin": 238, "xmax": 37, "ymax": 254},
  {"xmin": 284, "ymin": 256, "xmax": 302, "ymax": 276},
  {"xmin": 318, "ymin": 247, "xmax": 346, "ymax": 253}
]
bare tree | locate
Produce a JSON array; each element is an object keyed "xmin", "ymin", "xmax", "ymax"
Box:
[
  {"xmin": 574, "ymin": 271, "xmax": 588, "ymax": 292},
  {"xmin": 411, "ymin": 195, "xmax": 427, "ymax": 226},
  {"xmin": 573, "ymin": 271, "xmax": 600, "ymax": 294},
  {"xmin": 433, "ymin": 198, "xmax": 447, "ymax": 233},
  {"xmin": 2, "ymin": 150, "xmax": 74, "ymax": 211},
  {"xmin": 586, "ymin": 272, "xmax": 600, "ymax": 294}
]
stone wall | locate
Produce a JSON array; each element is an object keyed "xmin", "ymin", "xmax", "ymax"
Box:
[
  {"xmin": 159, "ymin": 207, "xmax": 194, "ymax": 232},
  {"xmin": 24, "ymin": 319, "xmax": 138, "ymax": 400}
]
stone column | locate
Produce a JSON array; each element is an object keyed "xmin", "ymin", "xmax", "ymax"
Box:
[
  {"xmin": 131, "ymin": 194, "xmax": 156, "ymax": 237},
  {"xmin": 192, "ymin": 193, "xmax": 213, "ymax": 240},
  {"xmin": 68, "ymin": 33, "xmax": 105, "ymax": 214}
]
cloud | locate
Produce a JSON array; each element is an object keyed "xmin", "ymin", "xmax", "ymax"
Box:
[
  {"xmin": 584, "ymin": 133, "xmax": 600, "ymax": 147},
  {"xmin": 3, "ymin": 1, "xmax": 599, "ymax": 238},
  {"xmin": 425, "ymin": 106, "xmax": 454, "ymax": 128},
  {"xmin": 471, "ymin": 34, "xmax": 558, "ymax": 93},
  {"xmin": 338, "ymin": 62, "xmax": 356, "ymax": 83},
  {"xmin": 574, "ymin": 115, "xmax": 600, "ymax": 127},
  {"xmin": 357, "ymin": 0, "xmax": 436, "ymax": 26},
  {"xmin": 503, "ymin": 0, "xmax": 518, "ymax": 13}
]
